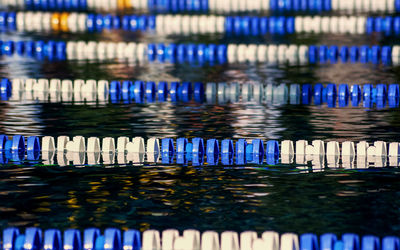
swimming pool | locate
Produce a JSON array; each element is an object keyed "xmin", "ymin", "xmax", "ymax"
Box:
[{"xmin": 1, "ymin": 2, "xmax": 400, "ymax": 249}]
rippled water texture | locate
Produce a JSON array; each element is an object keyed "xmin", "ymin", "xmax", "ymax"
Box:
[{"xmin": 1, "ymin": 31, "xmax": 400, "ymax": 234}]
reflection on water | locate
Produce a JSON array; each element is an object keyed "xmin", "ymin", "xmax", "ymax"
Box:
[
  {"xmin": 2, "ymin": 100, "xmax": 400, "ymax": 142},
  {"xmin": 0, "ymin": 164, "xmax": 400, "ymax": 236},
  {"xmin": 1, "ymin": 147, "xmax": 399, "ymax": 168}
]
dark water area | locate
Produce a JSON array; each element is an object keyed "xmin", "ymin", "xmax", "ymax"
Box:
[{"xmin": 1, "ymin": 165, "xmax": 400, "ymax": 236}]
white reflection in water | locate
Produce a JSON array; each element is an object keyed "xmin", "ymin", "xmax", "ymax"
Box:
[{"xmin": 0, "ymin": 55, "xmax": 44, "ymax": 136}]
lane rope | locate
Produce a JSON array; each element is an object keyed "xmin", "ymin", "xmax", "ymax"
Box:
[
  {"xmin": 0, "ymin": 40, "xmax": 397, "ymax": 65},
  {"xmin": 0, "ymin": 227, "xmax": 396, "ymax": 250}
]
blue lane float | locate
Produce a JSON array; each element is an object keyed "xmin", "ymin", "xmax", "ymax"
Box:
[
  {"xmin": 221, "ymin": 139, "xmax": 234, "ymax": 165},
  {"xmin": 236, "ymin": 139, "xmax": 247, "ymax": 165},
  {"xmin": 206, "ymin": 138, "xmax": 219, "ymax": 165},
  {"xmin": 82, "ymin": 228, "xmax": 123, "ymax": 250},
  {"xmin": 301, "ymin": 233, "xmax": 319, "ymax": 250},
  {"xmin": 161, "ymin": 138, "xmax": 174, "ymax": 164},
  {"xmin": 3, "ymin": 227, "xmax": 42, "ymax": 250},
  {"xmin": 44, "ymin": 229, "xmax": 62, "ymax": 250},
  {"xmin": 176, "ymin": 137, "xmax": 188, "ymax": 164},
  {"xmin": 0, "ymin": 78, "xmax": 11, "ymax": 99},
  {"xmin": 0, "ymin": 135, "xmax": 43, "ymax": 162},
  {"xmin": 63, "ymin": 229, "xmax": 81, "ymax": 250}
]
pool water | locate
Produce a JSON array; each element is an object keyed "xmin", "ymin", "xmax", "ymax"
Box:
[{"xmin": 1, "ymin": 30, "xmax": 400, "ymax": 236}]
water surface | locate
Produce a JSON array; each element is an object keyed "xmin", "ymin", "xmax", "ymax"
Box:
[{"xmin": 0, "ymin": 31, "xmax": 400, "ymax": 235}]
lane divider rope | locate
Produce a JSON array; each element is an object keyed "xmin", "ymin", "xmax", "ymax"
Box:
[
  {"xmin": 1, "ymin": 79, "xmax": 399, "ymax": 109},
  {"xmin": 2, "ymin": 0, "xmax": 399, "ymax": 13},
  {"xmin": 0, "ymin": 40, "xmax": 397, "ymax": 65},
  {"xmin": 3, "ymin": 12, "xmax": 400, "ymax": 36},
  {"xmin": 1, "ymin": 134, "xmax": 399, "ymax": 167},
  {"xmin": 1, "ymin": 227, "xmax": 397, "ymax": 250}
]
